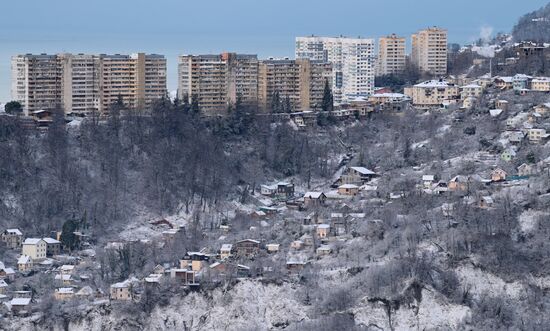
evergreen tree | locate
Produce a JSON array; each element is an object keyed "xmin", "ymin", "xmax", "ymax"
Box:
[
  {"xmin": 270, "ymin": 91, "xmax": 281, "ymax": 113},
  {"xmin": 60, "ymin": 218, "xmax": 79, "ymax": 251},
  {"xmin": 4, "ymin": 101, "xmax": 23, "ymax": 115},
  {"xmin": 321, "ymin": 80, "xmax": 334, "ymax": 112},
  {"xmin": 191, "ymin": 94, "xmax": 200, "ymax": 114},
  {"xmin": 284, "ymin": 96, "xmax": 292, "ymax": 113}
]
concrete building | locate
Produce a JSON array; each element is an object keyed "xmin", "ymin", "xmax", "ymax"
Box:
[
  {"xmin": 296, "ymin": 36, "xmax": 375, "ymax": 103},
  {"xmin": 12, "ymin": 53, "xmax": 166, "ymax": 115},
  {"xmin": 177, "ymin": 53, "xmax": 258, "ymax": 115},
  {"xmin": 258, "ymin": 58, "xmax": 332, "ymax": 112},
  {"xmin": 531, "ymin": 77, "xmax": 550, "ymax": 92},
  {"xmin": 11, "ymin": 54, "xmax": 62, "ymax": 115},
  {"xmin": 1, "ymin": 229, "xmax": 23, "ymax": 249},
  {"xmin": 100, "ymin": 53, "xmax": 166, "ymax": 112},
  {"xmin": 377, "ymin": 34, "xmax": 406, "ymax": 76},
  {"xmin": 404, "ymin": 80, "xmax": 460, "ymax": 108},
  {"xmin": 411, "ymin": 27, "xmax": 448, "ymax": 76},
  {"xmin": 22, "ymin": 238, "xmax": 47, "ymax": 261},
  {"xmin": 59, "ymin": 53, "xmax": 101, "ymax": 115}
]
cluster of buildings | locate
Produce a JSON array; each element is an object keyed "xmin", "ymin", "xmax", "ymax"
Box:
[
  {"xmin": 11, "ymin": 53, "xmax": 167, "ymax": 115},
  {"xmin": 10, "ymin": 27, "xmax": 448, "ymax": 118}
]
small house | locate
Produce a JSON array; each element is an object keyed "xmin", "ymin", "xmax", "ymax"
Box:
[
  {"xmin": 340, "ymin": 166, "xmax": 377, "ymax": 185},
  {"xmin": 0, "ymin": 279, "xmax": 8, "ymax": 294},
  {"xmin": 338, "ymin": 184, "xmax": 359, "ymax": 196},
  {"xmin": 17, "ymin": 255, "xmax": 33, "ymax": 272},
  {"xmin": 232, "ymin": 239, "xmax": 260, "ymax": 257},
  {"xmin": 170, "ymin": 269, "xmax": 197, "ymax": 285},
  {"xmin": 8, "ymin": 297, "xmax": 31, "ymax": 315},
  {"xmin": 316, "ymin": 245, "xmax": 332, "ymax": 256},
  {"xmin": 478, "ymin": 196, "xmax": 494, "ymax": 209},
  {"xmin": 501, "ymin": 149, "xmax": 516, "ymax": 162},
  {"xmin": 303, "ymin": 192, "xmax": 326, "ymax": 208},
  {"xmin": 266, "ymin": 244, "xmax": 280, "ymax": 253},
  {"xmin": 316, "ymin": 224, "xmax": 330, "ymax": 238},
  {"xmin": 54, "ymin": 287, "xmax": 74, "ymax": 301},
  {"xmin": 290, "ymin": 240, "xmax": 304, "ymax": 250},
  {"xmin": 110, "ymin": 278, "xmax": 138, "ymax": 301},
  {"xmin": 43, "ymin": 238, "xmax": 61, "ymax": 256},
  {"xmin": 286, "ymin": 260, "xmax": 307, "ymax": 273},
  {"xmin": 491, "ymin": 168, "xmax": 507, "ymax": 182},
  {"xmin": 1, "ymin": 229, "xmax": 23, "ymax": 249},
  {"xmin": 220, "ymin": 244, "xmax": 233, "ymax": 259},
  {"xmin": 180, "ymin": 252, "xmax": 210, "ymax": 272},
  {"xmin": 517, "ymin": 163, "xmax": 536, "ymax": 177},
  {"xmin": 448, "ymin": 176, "xmax": 468, "ymax": 191},
  {"xmin": 422, "ymin": 175, "xmax": 435, "ymax": 189}
]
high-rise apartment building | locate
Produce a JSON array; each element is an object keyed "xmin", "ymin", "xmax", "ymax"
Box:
[
  {"xmin": 377, "ymin": 34, "xmax": 406, "ymax": 76},
  {"xmin": 59, "ymin": 53, "xmax": 101, "ymax": 115},
  {"xmin": 258, "ymin": 58, "xmax": 332, "ymax": 113},
  {"xmin": 178, "ymin": 53, "xmax": 258, "ymax": 115},
  {"xmin": 411, "ymin": 27, "xmax": 448, "ymax": 76},
  {"xmin": 11, "ymin": 54, "xmax": 62, "ymax": 115},
  {"xmin": 11, "ymin": 53, "xmax": 166, "ymax": 115},
  {"xmin": 295, "ymin": 36, "xmax": 375, "ymax": 103}
]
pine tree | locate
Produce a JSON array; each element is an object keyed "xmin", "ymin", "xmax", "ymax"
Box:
[
  {"xmin": 191, "ymin": 94, "xmax": 200, "ymax": 114},
  {"xmin": 270, "ymin": 91, "xmax": 281, "ymax": 113},
  {"xmin": 284, "ymin": 96, "xmax": 292, "ymax": 113},
  {"xmin": 321, "ymin": 79, "xmax": 333, "ymax": 112}
]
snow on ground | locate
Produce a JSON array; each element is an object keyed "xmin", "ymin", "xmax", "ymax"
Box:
[
  {"xmin": 518, "ymin": 210, "xmax": 548, "ymax": 234},
  {"xmin": 354, "ymin": 288, "xmax": 470, "ymax": 330},
  {"xmin": 455, "ymin": 264, "xmax": 524, "ymax": 300}
]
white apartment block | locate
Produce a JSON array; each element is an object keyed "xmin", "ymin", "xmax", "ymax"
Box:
[
  {"xmin": 377, "ymin": 34, "xmax": 406, "ymax": 76},
  {"xmin": 11, "ymin": 53, "xmax": 166, "ymax": 115},
  {"xmin": 11, "ymin": 54, "xmax": 62, "ymax": 115},
  {"xmin": 296, "ymin": 36, "xmax": 375, "ymax": 103},
  {"xmin": 411, "ymin": 27, "xmax": 448, "ymax": 76}
]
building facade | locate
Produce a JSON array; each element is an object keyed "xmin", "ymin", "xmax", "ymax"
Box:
[
  {"xmin": 11, "ymin": 53, "xmax": 166, "ymax": 115},
  {"xmin": 258, "ymin": 58, "xmax": 332, "ymax": 113},
  {"xmin": 11, "ymin": 54, "xmax": 62, "ymax": 115},
  {"xmin": 377, "ymin": 34, "xmax": 406, "ymax": 76},
  {"xmin": 404, "ymin": 80, "xmax": 460, "ymax": 108},
  {"xmin": 177, "ymin": 53, "xmax": 258, "ymax": 115},
  {"xmin": 296, "ymin": 36, "xmax": 375, "ymax": 103},
  {"xmin": 411, "ymin": 27, "xmax": 448, "ymax": 76}
]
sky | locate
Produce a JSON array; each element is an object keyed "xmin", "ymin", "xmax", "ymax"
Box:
[{"xmin": 0, "ymin": 0, "xmax": 548, "ymax": 102}]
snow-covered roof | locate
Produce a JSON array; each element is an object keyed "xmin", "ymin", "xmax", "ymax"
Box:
[
  {"xmin": 23, "ymin": 238, "xmax": 44, "ymax": 245},
  {"xmin": 493, "ymin": 76, "xmax": 513, "ymax": 83},
  {"xmin": 221, "ymin": 244, "xmax": 233, "ymax": 251},
  {"xmin": 461, "ymin": 83, "xmax": 482, "ymax": 89},
  {"xmin": 422, "ymin": 175, "xmax": 435, "ymax": 181},
  {"xmin": 60, "ymin": 265, "xmax": 75, "ymax": 272},
  {"xmin": 317, "ymin": 224, "xmax": 330, "ymax": 229},
  {"xmin": 489, "ymin": 109, "xmax": 504, "ymax": 117},
  {"xmin": 17, "ymin": 255, "xmax": 31, "ymax": 264},
  {"xmin": 350, "ymin": 166, "xmax": 376, "ymax": 175},
  {"xmin": 338, "ymin": 184, "xmax": 359, "ymax": 189},
  {"xmin": 304, "ymin": 192, "xmax": 324, "ymax": 199},
  {"xmin": 0, "ymin": 279, "xmax": 7, "ymax": 288},
  {"xmin": 415, "ymin": 80, "xmax": 454, "ymax": 88},
  {"xmin": 56, "ymin": 287, "xmax": 74, "ymax": 294},
  {"xmin": 110, "ymin": 277, "xmax": 138, "ymax": 288},
  {"xmin": 76, "ymin": 286, "xmax": 94, "ymax": 296},
  {"xmin": 43, "ymin": 237, "xmax": 60, "ymax": 244},
  {"xmin": 532, "ymin": 77, "xmax": 550, "ymax": 82},
  {"xmin": 370, "ymin": 93, "xmax": 408, "ymax": 98},
  {"xmin": 236, "ymin": 239, "xmax": 260, "ymax": 244},
  {"xmin": 10, "ymin": 298, "xmax": 31, "ymax": 306},
  {"xmin": 5, "ymin": 229, "xmax": 22, "ymax": 235},
  {"xmin": 55, "ymin": 274, "xmax": 72, "ymax": 281}
]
